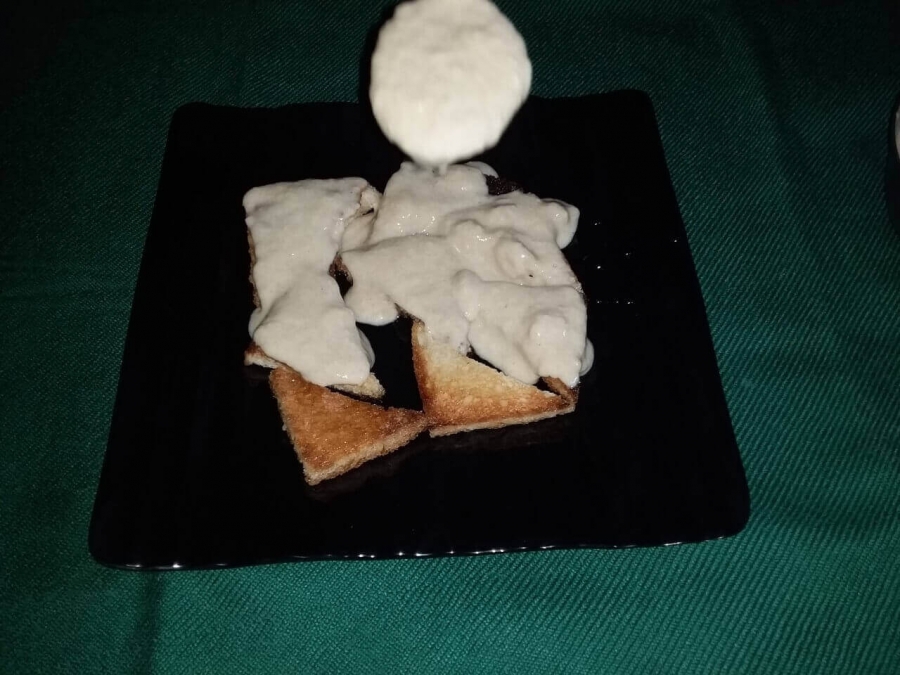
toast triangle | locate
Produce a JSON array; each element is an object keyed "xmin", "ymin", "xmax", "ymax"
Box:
[
  {"xmin": 410, "ymin": 321, "xmax": 577, "ymax": 437},
  {"xmin": 269, "ymin": 366, "xmax": 426, "ymax": 485}
]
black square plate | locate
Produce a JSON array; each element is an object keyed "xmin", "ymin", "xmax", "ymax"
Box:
[{"xmin": 89, "ymin": 91, "xmax": 749, "ymax": 570}]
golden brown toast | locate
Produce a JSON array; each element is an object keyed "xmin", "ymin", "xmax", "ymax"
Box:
[
  {"xmin": 269, "ymin": 367, "xmax": 426, "ymax": 485},
  {"xmin": 410, "ymin": 321, "xmax": 577, "ymax": 437}
]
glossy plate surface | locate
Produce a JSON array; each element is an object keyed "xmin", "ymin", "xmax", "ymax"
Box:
[{"xmin": 89, "ymin": 91, "xmax": 749, "ymax": 569}]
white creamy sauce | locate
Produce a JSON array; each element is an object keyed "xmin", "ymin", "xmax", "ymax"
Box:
[
  {"xmin": 369, "ymin": 0, "xmax": 531, "ymax": 167},
  {"xmin": 245, "ymin": 0, "xmax": 593, "ymax": 390},
  {"xmin": 455, "ymin": 271, "xmax": 587, "ymax": 385},
  {"xmin": 367, "ymin": 162, "xmax": 579, "ymax": 250},
  {"xmin": 245, "ymin": 178, "xmax": 375, "ymax": 387},
  {"xmin": 464, "ymin": 161, "xmax": 499, "ymax": 177},
  {"xmin": 341, "ymin": 162, "xmax": 590, "ymax": 387},
  {"xmin": 895, "ymin": 109, "xmax": 900, "ymax": 159},
  {"xmin": 579, "ymin": 338, "xmax": 594, "ymax": 377}
]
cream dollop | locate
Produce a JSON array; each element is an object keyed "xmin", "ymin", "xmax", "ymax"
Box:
[{"xmin": 369, "ymin": 0, "xmax": 531, "ymax": 167}]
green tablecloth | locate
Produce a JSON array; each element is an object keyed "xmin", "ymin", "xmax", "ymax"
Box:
[{"xmin": 2, "ymin": 0, "xmax": 899, "ymax": 672}]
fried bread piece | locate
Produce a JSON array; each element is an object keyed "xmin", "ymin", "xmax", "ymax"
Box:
[
  {"xmin": 269, "ymin": 367, "xmax": 426, "ymax": 485},
  {"xmin": 410, "ymin": 321, "xmax": 576, "ymax": 437}
]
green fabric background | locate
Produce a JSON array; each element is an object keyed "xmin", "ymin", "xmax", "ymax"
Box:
[{"xmin": 2, "ymin": 0, "xmax": 899, "ymax": 672}]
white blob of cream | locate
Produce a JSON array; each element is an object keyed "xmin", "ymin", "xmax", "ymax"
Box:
[{"xmin": 369, "ymin": 0, "xmax": 532, "ymax": 167}]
